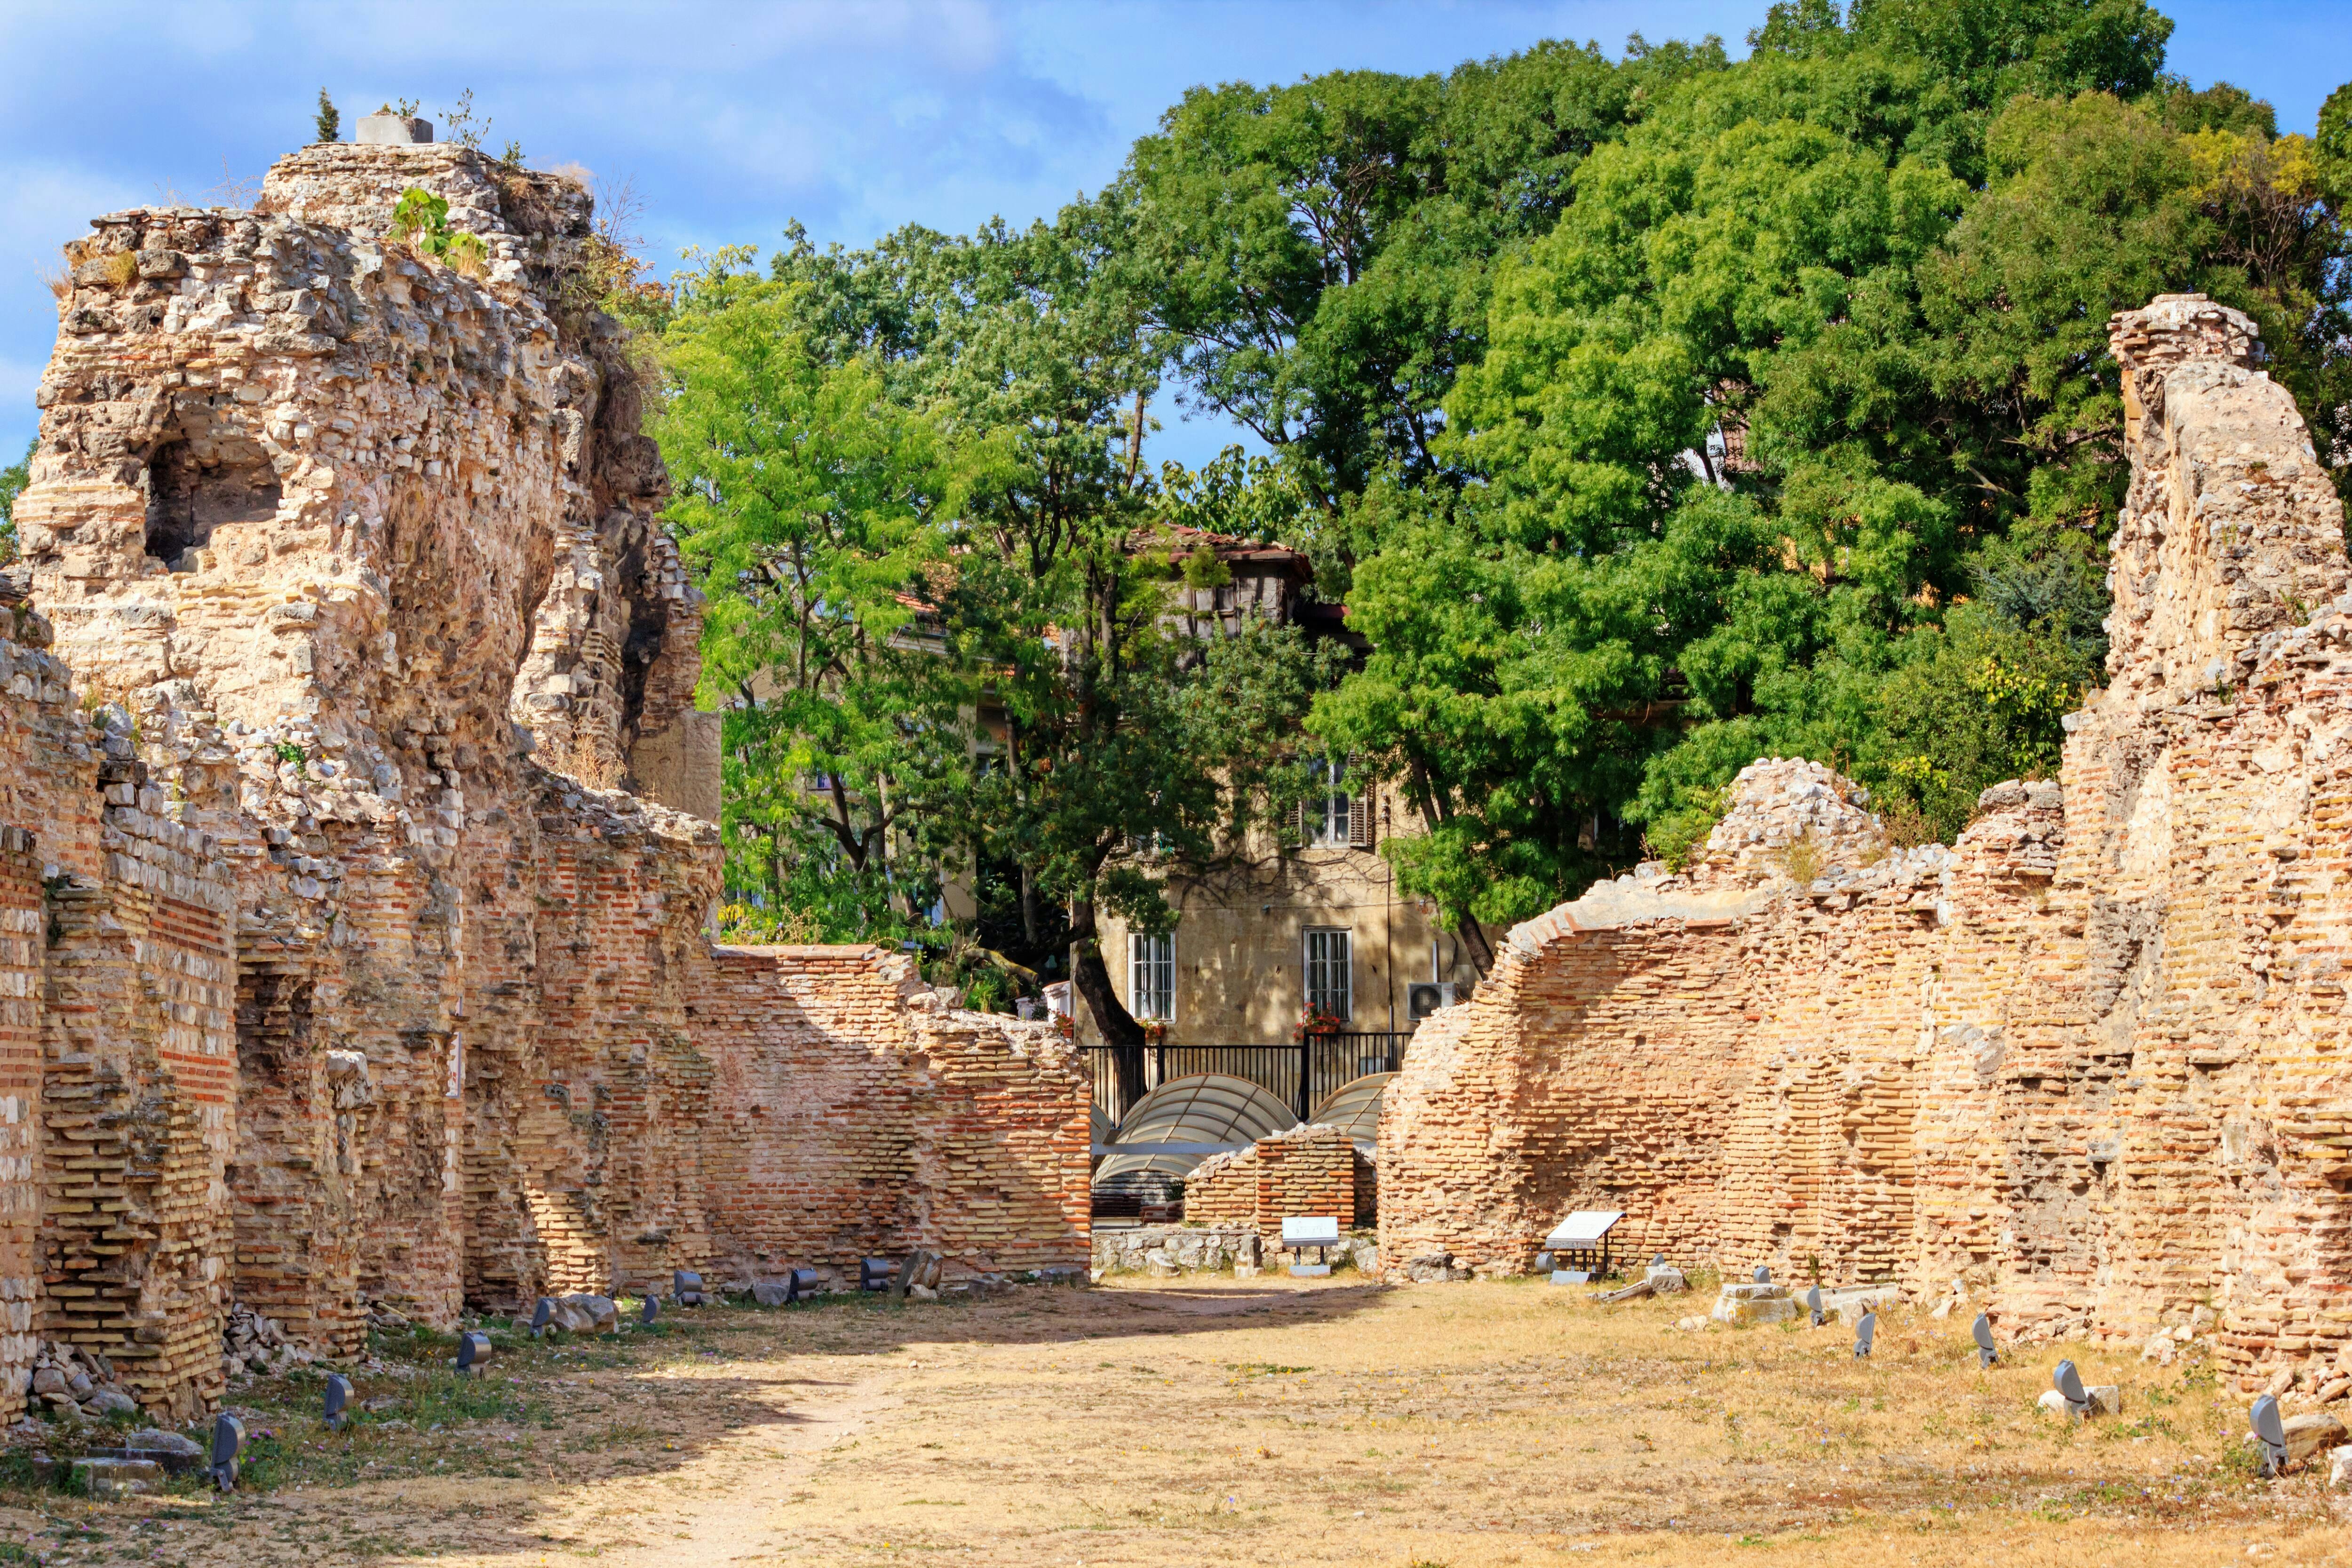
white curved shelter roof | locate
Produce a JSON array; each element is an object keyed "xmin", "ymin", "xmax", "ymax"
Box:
[
  {"xmin": 1308, "ymin": 1072, "xmax": 1393, "ymax": 1146},
  {"xmin": 1093, "ymin": 1074, "xmax": 1299, "ymax": 1186}
]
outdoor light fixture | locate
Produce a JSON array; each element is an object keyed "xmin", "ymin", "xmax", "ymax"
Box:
[
  {"xmin": 455, "ymin": 1331, "xmax": 493, "ymax": 1377},
  {"xmin": 860, "ymin": 1257, "xmax": 896, "ymax": 1292},
  {"xmin": 1805, "ymin": 1285, "xmax": 1824, "ymax": 1327},
  {"xmin": 530, "ymin": 1297, "xmax": 555, "ymax": 1337},
  {"xmin": 790, "ymin": 1267, "xmax": 821, "ymax": 1297},
  {"xmin": 1752, "ymin": 1265, "xmax": 1771, "ymax": 1285},
  {"xmin": 323, "ymin": 1373, "xmax": 352, "ymax": 1432},
  {"xmin": 2251, "ymin": 1394, "xmax": 2288, "ymax": 1476},
  {"xmin": 2052, "ymin": 1359, "xmax": 2090, "ymax": 1420},
  {"xmin": 210, "ymin": 1413, "xmax": 246, "ymax": 1492},
  {"xmin": 673, "ymin": 1270, "xmax": 705, "ymax": 1307},
  {"xmin": 1852, "ymin": 1309, "xmax": 1875, "ymax": 1359},
  {"xmin": 1972, "ymin": 1313, "xmax": 1998, "ymax": 1369},
  {"xmin": 641, "ymin": 1295, "xmax": 660, "ymax": 1327}
]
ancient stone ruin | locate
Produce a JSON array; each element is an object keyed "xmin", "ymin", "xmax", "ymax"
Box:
[
  {"xmin": 1379, "ymin": 294, "xmax": 2352, "ymax": 1394},
  {"xmin": 0, "ymin": 142, "xmax": 1088, "ymax": 1422}
]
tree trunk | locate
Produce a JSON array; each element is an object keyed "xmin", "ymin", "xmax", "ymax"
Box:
[
  {"xmin": 1457, "ymin": 914, "xmax": 1496, "ymax": 979},
  {"xmin": 1069, "ymin": 900, "xmax": 1146, "ymax": 1112}
]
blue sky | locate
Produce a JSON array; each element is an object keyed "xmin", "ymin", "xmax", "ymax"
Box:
[{"xmin": 0, "ymin": 0, "xmax": 2344, "ymax": 467}]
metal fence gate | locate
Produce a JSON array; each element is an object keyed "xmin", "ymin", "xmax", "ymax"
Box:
[{"xmin": 1081, "ymin": 1032, "xmax": 1412, "ymax": 1129}]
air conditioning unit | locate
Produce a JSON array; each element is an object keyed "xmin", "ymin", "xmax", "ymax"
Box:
[{"xmin": 1407, "ymin": 981, "xmax": 1455, "ymax": 1021}]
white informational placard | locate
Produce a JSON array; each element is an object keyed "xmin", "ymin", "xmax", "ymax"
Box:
[{"xmin": 1543, "ymin": 1210, "xmax": 1625, "ymax": 1249}]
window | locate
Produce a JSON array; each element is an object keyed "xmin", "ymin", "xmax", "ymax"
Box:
[
  {"xmin": 1309, "ymin": 757, "xmax": 1352, "ymax": 847},
  {"xmin": 1129, "ymin": 932, "xmax": 1174, "ymax": 1021},
  {"xmin": 1304, "ymin": 928, "xmax": 1351, "ymax": 1022}
]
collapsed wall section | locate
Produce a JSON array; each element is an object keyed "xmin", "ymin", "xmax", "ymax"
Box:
[
  {"xmin": 0, "ymin": 139, "xmax": 1093, "ymax": 1420},
  {"xmin": 695, "ymin": 945, "xmax": 1091, "ymax": 1282},
  {"xmin": 1, "ymin": 140, "xmax": 732, "ymax": 1407},
  {"xmin": 1380, "ymin": 295, "xmax": 2352, "ymax": 1393}
]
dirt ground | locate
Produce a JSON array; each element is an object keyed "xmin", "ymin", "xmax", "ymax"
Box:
[{"xmin": 0, "ymin": 1272, "xmax": 2347, "ymax": 1567}]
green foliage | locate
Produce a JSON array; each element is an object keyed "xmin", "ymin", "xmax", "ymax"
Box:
[
  {"xmin": 663, "ymin": 218, "xmax": 1343, "ymax": 1028},
  {"xmin": 389, "ymin": 187, "xmax": 454, "ymax": 254},
  {"xmin": 661, "ymin": 2, "xmax": 2352, "ymax": 979},
  {"xmin": 656, "ymin": 262, "xmax": 960, "ymax": 945},
  {"xmin": 1121, "ymin": 40, "xmax": 1659, "ymax": 513},
  {"xmin": 1283, "ymin": 5, "xmax": 2348, "ymax": 945},
  {"xmin": 0, "ymin": 438, "xmax": 29, "ymax": 565},
  {"xmin": 1873, "ymin": 603, "xmax": 2093, "ymax": 839},
  {"xmin": 440, "ymin": 88, "xmax": 490, "ymax": 152},
  {"xmin": 314, "ymin": 88, "xmax": 339, "ymax": 145},
  {"xmin": 388, "ymin": 186, "xmax": 490, "ymax": 279}
]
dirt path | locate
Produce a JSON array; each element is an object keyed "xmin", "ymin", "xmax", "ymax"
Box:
[{"xmin": 4, "ymin": 1277, "xmax": 2352, "ymax": 1566}]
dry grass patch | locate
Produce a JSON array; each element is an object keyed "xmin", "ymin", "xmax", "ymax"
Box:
[{"xmin": 0, "ymin": 1279, "xmax": 2342, "ymax": 1565}]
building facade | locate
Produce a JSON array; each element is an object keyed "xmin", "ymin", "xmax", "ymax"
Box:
[{"xmin": 1080, "ymin": 530, "xmax": 1484, "ymax": 1050}]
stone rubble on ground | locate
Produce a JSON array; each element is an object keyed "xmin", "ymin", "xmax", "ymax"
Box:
[
  {"xmin": 2283, "ymin": 1411, "xmax": 2348, "ymax": 1468},
  {"xmin": 1711, "ymin": 1282, "xmax": 1797, "ymax": 1326},
  {"xmin": 222, "ymin": 1302, "xmax": 317, "ymax": 1385},
  {"xmin": 28, "ymin": 1338, "xmax": 141, "ymax": 1420}
]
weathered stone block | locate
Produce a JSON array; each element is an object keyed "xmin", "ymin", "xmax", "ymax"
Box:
[{"xmin": 72, "ymin": 1457, "xmax": 162, "ymax": 1497}]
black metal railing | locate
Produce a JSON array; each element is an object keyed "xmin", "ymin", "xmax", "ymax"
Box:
[{"xmin": 1083, "ymin": 1030, "xmax": 1413, "ymax": 1130}]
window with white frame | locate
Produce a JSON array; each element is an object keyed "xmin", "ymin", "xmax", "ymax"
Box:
[
  {"xmin": 1304, "ymin": 927, "xmax": 1352, "ymax": 1022},
  {"xmin": 1309, "ymin": 756, "xmax": 1352, "ymax": 846},
  {"xmin": 1128, "ymin": 931, "xmax": 1174, "ymax": 1020}
]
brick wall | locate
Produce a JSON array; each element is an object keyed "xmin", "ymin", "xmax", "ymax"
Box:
[
  {"xmin": 694, "ymin": 945, "xmax": 1090, "ymax": 1283},
  {"xmin": 1377, "ymin": 295, "xmax": 2352, "ymax": 1395},
  {"xmin": 0, "ymin": 138, "xmax": 1095, "ymax": 1428},
  {"xmin": 1185, "ymin": 1124, "xmax": 1359, "ymax": 1245}
]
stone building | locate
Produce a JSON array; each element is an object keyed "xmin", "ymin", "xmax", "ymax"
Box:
[
  {"xmin": 1378, "ymin": 294, "xmax": 2352, "ymax": 1394},
  {"xmin": 0, "ymin": 134, "xmax": 1087, "ymax": 1423},
  {"xmin": 1086, "ymin": 528, "xmax": 1480, "ymax": 1053}
]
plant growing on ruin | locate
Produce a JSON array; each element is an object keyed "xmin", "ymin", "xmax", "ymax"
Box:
[
  {"xmin": 445, "ymin": 231, "xmax": 489, "ymax": 281},
  {"xmin": 388, "ymin": 187, "xmax": 488, "ymax": 280},
  {"xmin": 389, "ymin": 187, "xmax": 451, "ymax": 251},
  {"xmin": 440, "ymin": 88, "xmax": 489, "ymax": 151},
  {"xmin": 99, "ymin": 251, "xmax": 137, "ymax": 289},
  {"xmin": 314, "ymin": 89, "xmax": 339, "ymax": 144},
  {"xmin": 1772, "ymin": 834, "xmax": 1828, "ymax": 888}
]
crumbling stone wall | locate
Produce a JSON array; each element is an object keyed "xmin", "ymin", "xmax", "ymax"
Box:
[
  {"xmin": 0, "ymin": 141, "xmax": 1090, "ymax": 1420},
  {"xmin": 694, "ymin": 944, "xmax": 1090, "ymax": 1284},
  {"xmin": 1380, "ymin": 295, "xmax": 2352, "ymax": 1395},
  {"xmin": 1185, "ymin": 1122, "xmax": 1360, "ymax": 1243}
]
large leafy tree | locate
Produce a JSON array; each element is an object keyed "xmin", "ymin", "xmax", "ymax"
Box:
[
  {"xmin": 1298, "ymin": 0, "xmax": 2350, "ymax": 959},
  {"xmin": 655, "ymin": 253, "xmax": 966, "ymax": 942},
  {"xmin": 665, "ymin": 206, "xmax": 1338, "ymax": 1080},
  {"xmin": 662, "ymin": 0, "xmax": 2352, "ymax": 1001},
  {"xmin": 1120, "ymin": 39, "xmax": 1708, "ymax": 513}
]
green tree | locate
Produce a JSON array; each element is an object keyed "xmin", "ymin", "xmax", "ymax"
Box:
[
  {"xmin": 1297, "ymin": 2, "xmax": 2339, "ymax": 964},
  {"xmin": 671, "ymin": 207, "xmax": 1340, "ymax": 1090},
  {"xmin": 0, "ymin": 439, "xmax": 31, "ymax": 565},
  {"xmin": 655, "ymin": 255, "xmax": 965, "ymax": 943},
  {"xmin": 314, "ymin": 89, "xmax": 340, "ymax": 145},
  {"xmin": 1120, "ymin": 41, "xmax": 1674, "ymax": 517}
]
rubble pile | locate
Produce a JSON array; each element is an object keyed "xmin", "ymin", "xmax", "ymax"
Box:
[
  {"xmin": 26, "ymin": 1340, "xmax": 139, "ymax": 1419},
  {"xmin": 221, "ymin": 1303, "xmax": 317, "ymax": 1383}
]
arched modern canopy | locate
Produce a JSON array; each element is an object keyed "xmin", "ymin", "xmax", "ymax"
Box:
[
  {"xmin": 1092, "ymin": 1074, "xmax": 1299, "ymax": 1193},
  {"xmin": 1308, "ymin": 1072, "xmax": 1393, "ymax": 1150}
]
